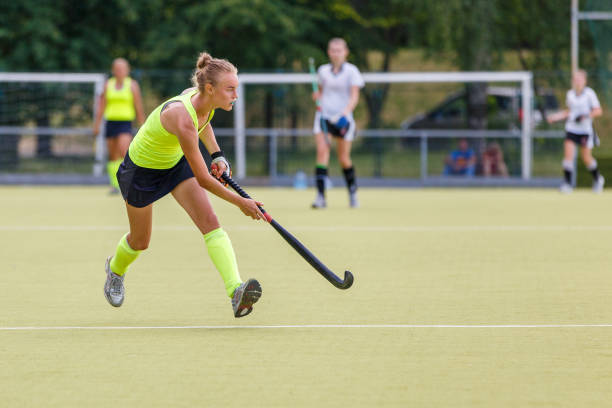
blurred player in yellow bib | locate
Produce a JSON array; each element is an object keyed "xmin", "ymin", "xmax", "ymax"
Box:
[{"xmin": 93, "ymin": 58, "xmax": 145, "ymax": 193}]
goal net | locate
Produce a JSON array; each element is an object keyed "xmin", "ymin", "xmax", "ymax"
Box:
[
  {"xmin": 583, "ymin": 0, "xmax": 612, "ymax": 104},
  {"xmin": 0, "ymin": 73, "xmax": 106, "ymax": 181},
  {"xmin": 221, "ymin": 71, "xmax": 559, "ymax": 186}
]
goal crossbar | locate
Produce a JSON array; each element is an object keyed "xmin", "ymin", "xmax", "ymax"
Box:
[{"xmin": 233, "ymin": 71, "xmax": 533, "ymax": 179}]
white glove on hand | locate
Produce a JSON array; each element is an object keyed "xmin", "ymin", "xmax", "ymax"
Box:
[
  {"xmin": 210, "ymin": 151, "xmax": 231, "ymax": 185},
  {"xmin": 329, "ymin": 113, "xmax": 343, "ymax": 124},
  {"xmin": 211, "ymin": 156, "xmax": 230, "ymax": 175}
]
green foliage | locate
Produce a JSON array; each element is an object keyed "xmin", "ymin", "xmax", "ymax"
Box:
[
  {"xmin": 138, "ymin": 0, "xmax": 324, "ymax": 71},
  {"xmin": 0, "ymin": 0, "xmax": 144, "ymax": 71},
  {"xmin": 0, "ymin": 0, "xmax": 596, "ymax": 75},
  {"xmin": 0, "ymin": 0, "xmax": 587, "ymax": 77},
  {"xmin": 421, "ymin": 0, "xmax": 500, "ymax": 70},
  {"xmin": 0, "ymin": 0, "xmax": 602, "ymax": 128}
]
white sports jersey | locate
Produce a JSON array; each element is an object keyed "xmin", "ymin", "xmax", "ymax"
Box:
[
  {"xmin": 317, "ymin": 62, "xmax": 365, "ymax": 118},
  {"xmin": 565, "ymin": 86, "xmax": 600, "ymax": 135}
]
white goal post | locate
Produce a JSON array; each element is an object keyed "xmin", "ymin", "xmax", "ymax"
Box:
[
  {"xmin": 0, "ymin": 72, "xmax": 106, "ymax": 176},
  {"xmin": 233, "ymin": 71, "xmax": 533, "ymax": 180}
]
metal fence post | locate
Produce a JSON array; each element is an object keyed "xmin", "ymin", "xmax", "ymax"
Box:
[
  {"xmin": 234, "ymin": 82, "xmax": 246, "ymax": 179},
  {"xmin": 521, "ymin": 73, "xmax": 533, "ymax": 180},
  {"xmin": 269, "ymin": 130, "xmax": 278, "ymax": 179},
  {"xmin": 420, "ymin": 132, "xmax": 428, "ymax": 181}
]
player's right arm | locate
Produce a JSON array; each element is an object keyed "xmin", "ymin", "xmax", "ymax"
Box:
[
  {"xmin": 342, "ymin": 85, "xmax": 360, "ymax": 116},
  {"xmin": 548, "ymin": 90, "xmax": 572, "ymax": 124},
  {"xmin": 312, "ymin": 66, "xmax": 323, "ymax": 101},
  {"xmin": 547, "ymin": 109, "xmax": 569, "ymax": 124},
  {"xmin": 161, "ymin": 105, "xmax": 265, "ymax": 220},
  {"xmin": 312, "ymin": 84, "xmax": 322, "ymax": 102},
  {"xmin": 546, "ymin": 92, "xmax": 569, "ymax": 123}
]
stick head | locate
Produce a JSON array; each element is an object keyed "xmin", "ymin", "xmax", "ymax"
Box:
[{"xmin": 337, "ymin": 271, "xmax": 354, "ymax": 290}]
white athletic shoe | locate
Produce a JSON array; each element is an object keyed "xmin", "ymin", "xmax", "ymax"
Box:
[
  {"xmin": 311, "ymin": 194, "xmax": 326, "ymax": 209},
  {"xmin": 231, "ymin": 279, "xmax": 262, "ymax": 318},
  {"xmin": 104, "ymin": 256, "xmax": 125, "ymax": 307},
  {"xmin": 349, "ymin": 191, "xmax": 359, "ymax": 208},
  {"xmin": 559, "ymin": 183, "xmax": 573, "ymax": 194},
  {"xmin": 593, "ymin": 175, "xmax": 605, "ymax": 193}
]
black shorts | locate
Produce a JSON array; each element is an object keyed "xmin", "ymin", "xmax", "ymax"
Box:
[
  {"xmin": 321, "ymin": 118, "xmax": 348, "ymax": 139},
  {"xmin": 117, "ymin": 153, "xmax": 194, "ymax": 208},
  {"xmin": 105, "ymin": 120, "xmax": 132, "ymax": 138},
  {"xmin": 565, "ymin": 131, "xmax": 589, "ymax": 147}
]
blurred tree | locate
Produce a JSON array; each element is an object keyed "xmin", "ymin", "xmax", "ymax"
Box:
[
  {"xmin": 421, "ymin": 0, "xmax": 501, "ymax": 130},
  {"xmin": 0, "ymin": 0, "xmax": 599, "ymax": 131},
  {"xmin": 0, "ymin": 0, "xmax": 149, "ymax": 71},
  {"xmin": 497, "ymin": 0, "xmax": 570, "ymax": 123},
  {"xmin": 138, "ymin": 0, "xmax": 323, "ymax": 70}
]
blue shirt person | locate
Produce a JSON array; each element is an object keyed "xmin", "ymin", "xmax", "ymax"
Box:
[{"xmin": 443, "ymin": 138, "xmax": 476, "ymax": 176}]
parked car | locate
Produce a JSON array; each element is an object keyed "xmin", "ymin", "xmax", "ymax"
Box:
[{"xmin": 401, "ymin": 86, "xmax": 559, "ymax": 130}]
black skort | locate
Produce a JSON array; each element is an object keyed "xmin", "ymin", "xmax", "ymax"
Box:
[
  {"xmin": 320, "ymin": 118, "xmax": 349, "ymax": 139},
  {"xmin": 117, "ymin": 153, "xmax": 194, "ymax": 208},
  {"xmin": 105, "ymin": 120, "xmax": 133, "ymax": 138},
  {"xmin": 565, "ymin": 131, "xmax": 589, "ymax": 146}
]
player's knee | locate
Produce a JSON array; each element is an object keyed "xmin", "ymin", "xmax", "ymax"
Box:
[
  {"xmin": 316, "ymin": 151, "xmax": 329, "ymax": 164},
  {"xmin": 204, "ymin": 212, "xmax": 220, "ymax": 229},
  {"xmin": 339, "ymin": 155, "xmax": 352, "ymax": 168},
  {"xmin": 316, "ymin": 142, "xmax": 329, "ymax": 154},
  {"xmin": 128, "ymin": 236, "xmax": 149, "ymax": 251},
  {"xmin": 586, "ymin": 158, "xmax": 597, "ymax": 170}
]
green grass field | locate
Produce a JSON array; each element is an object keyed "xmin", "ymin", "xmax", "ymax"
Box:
[{"xmin": 2, "ymin": 186, "xmax": 612, "ymax": 407}]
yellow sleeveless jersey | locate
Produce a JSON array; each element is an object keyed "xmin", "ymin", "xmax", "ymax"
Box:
[
  {"xmin": 104, "ymin": 77, "xmax": 135, "ymax": 121},
  {"xmin": 128, "ymin": 89, "xmax": 214, "ymax": 169}
]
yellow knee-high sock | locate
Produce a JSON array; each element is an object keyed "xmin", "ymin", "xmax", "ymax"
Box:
[
  {"xmin": 110, "ymin": 233, "xmax": 141, "ymax": 276},
  {"xmin": 107, "ymin": 160, "xmax": 121, "ymax": 189},
  {"xmin": 204, "ymin": 228, "xmax": 242, "ymax": 297},
  {"xmin": 113, "ymin": 159, "xmax": 122, "ymax": 179}
]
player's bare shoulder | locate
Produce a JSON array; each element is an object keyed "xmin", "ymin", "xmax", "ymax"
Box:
[
  {"xmin": 180, "ymin": 87, "xmax": 197, "ymax": 95},
  {"xmin": 160, "ymin": 99, "xmax": 191, "ymax": 133}
]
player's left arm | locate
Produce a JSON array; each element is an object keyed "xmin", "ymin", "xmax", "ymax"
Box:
[
  {"xmin": 588, "ymin": 89, "xmax": 602, "ymax": 119},
  {"xmin": 131, "ymin": 80, "xmax": 146, "ymax": 126},
  {"xmin": 342, "ymin": 85, "xmax": 361, "ymax": 116},
  {"xmin": 590, "ymin": 107, "xmax": 603, "ymax": 119},
  {"xmin": 199, "ymin": 123, "xmax": 229, "ymax": 180}
]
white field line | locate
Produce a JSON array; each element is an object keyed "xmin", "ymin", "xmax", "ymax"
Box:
[
  {"xmin": 2, "ymin": 225, "xmax": 612, "ymax": 232},
  {"xmin": 1, "ymin": 324, "xmax": 612, "ymax": 331}
]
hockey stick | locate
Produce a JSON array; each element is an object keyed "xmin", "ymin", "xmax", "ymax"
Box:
[
  {"xmin": 308, "ymin": 57, "xmax": 331, "ymax": 146},
  {"xmin": 221, "ymin": 173, "xmax": 354, "ymax": 290}
]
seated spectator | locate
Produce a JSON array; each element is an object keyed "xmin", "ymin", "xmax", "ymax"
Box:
[
  {"xmin": 443, "ymin": 138, "xmax": 476, "ymax": 176},
  {"xmin": 482, "ymin": 142, "xmax": 509, "ymax": 177}
]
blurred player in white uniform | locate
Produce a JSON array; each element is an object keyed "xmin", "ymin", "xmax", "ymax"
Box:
[
  {"xmin": 548, "ymin": 69, "xmax": 604, "ymax": 193},
  {"xmin": 311, "ymin": 38, "xmax": 365, "ymax": 208}
]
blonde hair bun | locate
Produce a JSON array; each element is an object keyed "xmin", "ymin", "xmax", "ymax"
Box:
[
  {"xmin": 197, "ymin": 52, "xmax": 212, "ymax": 70},
  {"xmin": 191, "ymin": 51, "xmax": 237, "ymax": 91}
]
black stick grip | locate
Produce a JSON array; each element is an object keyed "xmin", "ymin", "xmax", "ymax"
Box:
[{"xmin": 222, "ymin": 174, "xmax": 269, "ymax": 217}]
